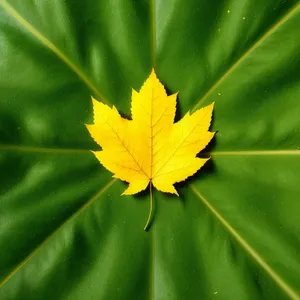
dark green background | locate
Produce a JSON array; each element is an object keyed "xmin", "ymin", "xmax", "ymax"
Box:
[{"xmin": 0, "ymin": 0, "xmax": 300, "ymax": 299}]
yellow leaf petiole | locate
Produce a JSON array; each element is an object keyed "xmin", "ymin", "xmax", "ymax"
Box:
[{"xmin": 144, "ymin": 182, "xmax": 153, "ymax": 231}]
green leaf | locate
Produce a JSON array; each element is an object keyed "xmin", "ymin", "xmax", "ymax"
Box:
[{"xmin": 1, "ymin": 0, "xmax": 300, "ymax": 299}]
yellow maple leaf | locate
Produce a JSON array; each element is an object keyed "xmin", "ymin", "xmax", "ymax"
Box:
[{"xmin": 86, "ymin": 69, "xmax": 214, "ymax": 229}]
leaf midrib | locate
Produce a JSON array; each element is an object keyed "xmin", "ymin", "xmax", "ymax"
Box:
[{"xmin": 149, "ymin": 1, "xmax": 156, "ymax": 299}]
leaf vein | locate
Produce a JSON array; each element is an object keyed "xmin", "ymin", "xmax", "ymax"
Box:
[
  {"xmin": 192, "ymin": 2, "xmax": 300, "ymax": 111},
  {"xmin": 0, "ymin": 0, "xmax": 110, "ymax": 104},
  {"xmin": 190, "ymin": 185, "xmax": 300, "ymax": 300},
  {"xmin": 0, "ymin": 179, "xmax": 117, "ymax": 289}
]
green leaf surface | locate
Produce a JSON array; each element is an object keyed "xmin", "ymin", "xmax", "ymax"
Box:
[{"xmin": 0, "ymin": 0, "xmax": 300, "ymax": 299}]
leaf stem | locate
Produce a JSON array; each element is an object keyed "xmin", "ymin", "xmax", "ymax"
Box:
[{"xmin": 144, "ymin": 182, "xmax": 153, "ymax": 231}]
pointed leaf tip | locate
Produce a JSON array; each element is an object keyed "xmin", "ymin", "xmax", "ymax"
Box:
[{"xmin": 87, "ymin": 72, "xmax": 214, "ymax": 198}]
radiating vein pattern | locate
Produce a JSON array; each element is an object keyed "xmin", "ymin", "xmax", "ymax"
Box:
[{"xmin": 1, "ymin": 0, "xmax": 300, "ymax": 299}]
